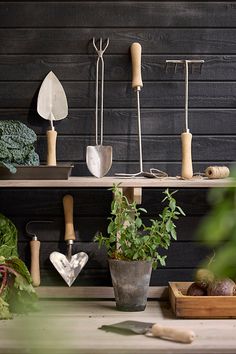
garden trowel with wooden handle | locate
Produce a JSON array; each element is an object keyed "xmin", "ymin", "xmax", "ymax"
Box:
[
  {"xmin": 37, "ymin": 71, "xmax": 68, "ymax": 166},
  {"xmin": 100, "ymin": 320, "xmax": 196, "ymax": 344},
  {"xmin": 50, "ymin": 195, "xmax": 88, "ymax": 287}
]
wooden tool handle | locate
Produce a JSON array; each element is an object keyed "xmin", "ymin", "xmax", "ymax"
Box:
[
  {"xmin": 30, "ymin": 240, "xmax": 40, "ymax": 287},
  {"xmin": 152, "ymin": 324, "xmax": 196, "ymax": 344},
  {"xmin": 47, "ymin": 129, "xmax": 57, "ymax": 166},
  {"xmin": 63, "ymin": 194, "xmax": 76, "ymax": 241},
  {"xmin": 130, "ymin": 42, "xmax": 143, "ymax": 89},
  {"xmin": 181, "ymin": 132, "xmax": 193, "ymax": 179}
]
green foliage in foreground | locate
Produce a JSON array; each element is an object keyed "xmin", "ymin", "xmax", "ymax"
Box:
[
  {"xmin": 198, "ymin": 169, "xmax": 236, "ymax": 279},
  {"xmin": 95, "ymin": 184, "xmax": 185, "ymax": 269},
  {"xmin": 0, "ymin": 213, "xmax": 38, "ymax": 319}
]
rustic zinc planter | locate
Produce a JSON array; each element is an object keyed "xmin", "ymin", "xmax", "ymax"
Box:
[{"xmin": 108, "ymin": 259, "xmax": 152, "ymax": 312}]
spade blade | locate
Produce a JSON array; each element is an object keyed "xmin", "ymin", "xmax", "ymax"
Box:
[{"xmin": 86, "ymin": 145, "xmax": 112, "ymax": 178}]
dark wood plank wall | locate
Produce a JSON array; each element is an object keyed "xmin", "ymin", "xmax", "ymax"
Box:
[{"xmin": 0, "ymin": 1, "xmax": 235, "ymax": 286}]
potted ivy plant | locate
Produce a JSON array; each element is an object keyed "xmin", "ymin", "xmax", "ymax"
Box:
[{"xmin": 95, "ymin": 184, "xmax": 185, "ymax": 311}]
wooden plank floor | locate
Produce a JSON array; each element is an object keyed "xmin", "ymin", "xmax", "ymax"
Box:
[{"xmin": 1, "ymin": 300, "xmax": 236, "ymax": 354}]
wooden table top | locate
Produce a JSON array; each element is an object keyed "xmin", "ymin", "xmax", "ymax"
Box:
[{"xmin": 1, "ymin": 300, "xmax": 236, "ymax": 354}]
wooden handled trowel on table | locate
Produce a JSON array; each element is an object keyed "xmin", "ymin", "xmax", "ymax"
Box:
[
  {"xmin": 100, "ymin": 320, "xmax": 196, "ymax": 344},
  {"xmin": 50, "ymin": 195, "xmax": 88, "ymax": 286},
  {"xmin": 166, "ymin": 59, "xmax": 204, "ymax": 179},
  {"xmin": 37, "ymin": 71, "xmax": 68, "ymax": 166}
]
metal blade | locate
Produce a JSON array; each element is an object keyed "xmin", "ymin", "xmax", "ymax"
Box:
[
  {"xmin": 50, "ymin": 251, "xmax": 88, "ymax": 287},
  {"xmin": 86, "ymin": 145, "xmax": 112, "ymax": 178},
  {"xmin": 99, "ymin": 321, "xmax": 154, "ymax": 335},
  {"xmin": 37, "ymin": 71, "xmax": 68, "ymax": 121}
]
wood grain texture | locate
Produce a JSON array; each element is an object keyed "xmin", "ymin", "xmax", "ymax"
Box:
[
  {"xmin": 2, "ymin": 81, "xmax": 236, "ymax": 108},
  {"xmin": 1, "ymin": 55, "xmax": 236, "ymax": 81},
  {"xmin": 2, "ymin": 28, "xmax": 236, "ymax": 54},
  {"xmin": 0, "ymin": 188, "xmax": 209, "ymax": 216},
  {"xmin": 170, "ymin": 282, "xmax": 236, "ymax": 318},
  {"xmin": 1, "ymin": 2, "xmax": 236, "ymax": 28},
  {"xmin": 2, "ymin": 108, "xmax": 236, "ymax": 135},
  {"xmin": 1, "ymin": 300, "xmax": 236, "ymax": 354}
]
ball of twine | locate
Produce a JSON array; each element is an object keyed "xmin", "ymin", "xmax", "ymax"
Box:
[{"xmin": 205, "ymin": 166, "xmax": 230, "ymax": 179}]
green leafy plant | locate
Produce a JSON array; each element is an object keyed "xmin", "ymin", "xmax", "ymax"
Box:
[
  {"xmin": 0, "ymin": 213, "xmax": 38, "ymax": 319},
  {"xmin": 0, "ymin": 120, "xmax": 39, "ymax": 173},
  {"xmin": 198, "ymin": 170, "xmax": 236, "ymax": 279},
  {"xmin": 95, "ymin": 184, "xmax": 185, "ymax": 269}
]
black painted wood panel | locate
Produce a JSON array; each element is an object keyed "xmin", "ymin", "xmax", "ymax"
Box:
[
  {"xmin": 14, "ymin": 216, "xmax": 204, "ymax": 242},
  {"xmin": 0, "ymin": 2, "xmax": 236, "ymax": 28},
  {"xmin": 2, "ymin": 81, "xmax": 236, "ymax": 108},
  {"xmin": 17, "ymin": 241, "xmax": 210, "ymax": 269},
  {"xmin": 39, "ymin": 268, "xmax": 196, "ymax": 286},
  {"xmin": 2, "ymin": 29, "xmax": 236, "ymax": 54},
  {"xmin": 34, "ymin": 135, "xmax": 236, "ymax": 163},
  {"xmin": 0, "ymin": 1, "xmax": 234, "ymax": 287},
  {"xmin": 0, "ymin": 189, "xmax": 209, "ymax": 217},
  {"xmin": 0, "ymin": 55, "xmax": 236, "ymax": 81},
  {"xmin": 1, "ymin": 108, "xmax": 236, "ymax": 135}
]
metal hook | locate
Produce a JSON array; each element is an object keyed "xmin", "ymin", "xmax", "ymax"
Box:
[{"xmin": 25, "ymin": 220, "xmax": 53, "ymax": 241}]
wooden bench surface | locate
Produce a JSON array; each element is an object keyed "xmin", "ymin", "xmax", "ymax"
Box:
[{"xmin": 1, "ymin": 300, "xmax": 236, "ymax": 354}]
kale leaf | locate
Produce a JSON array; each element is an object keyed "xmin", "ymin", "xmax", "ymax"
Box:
[{"xmin": 0, "ymin": 120, "xmax": 39, "ymax": 173}]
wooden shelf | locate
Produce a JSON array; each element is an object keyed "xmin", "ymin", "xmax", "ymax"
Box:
[{"xmin": 0, "ymin": 176, "xmax": 234, "ymax": 188}]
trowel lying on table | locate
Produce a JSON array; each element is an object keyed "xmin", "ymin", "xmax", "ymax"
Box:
[
  {"xmin": 99, "ymin": 320, "xmax": 196, "ymax": 344},
  {"xmin": 37, "ymin": 71, "xmax": 68, "ymax": 166},
  {"xmin": 50, "ymin": 195, "xmax": 88, "ymax": 286}
]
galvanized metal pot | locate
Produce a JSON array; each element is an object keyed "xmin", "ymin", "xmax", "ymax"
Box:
[{"xmin": 108, "ymin": 259, "xmax": 152, "ymax": 312}]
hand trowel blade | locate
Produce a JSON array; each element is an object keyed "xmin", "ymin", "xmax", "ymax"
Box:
[
  {"xmin": 99, "ymin": 321, "xmax": 153, "ymax": 335},
  {"xmin": 50, "ymin": 251, "xmax": 88, "ymax": 287}
]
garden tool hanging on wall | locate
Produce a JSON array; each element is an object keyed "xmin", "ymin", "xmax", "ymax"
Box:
[
  {"xmin": 165, "ymin": 59, "xmax": 204, "ymax": 179},
  {"xmin": 86, "ymin": 38, "xmax": 112, "ymax": 178},
  {"xmin": 25, "ymin": 220, "xmax": 53, "ymax": 287},
  {"xmin": 37, "ymin": 71, "xmax": 68, "ymax": 166},
  {"xmin": 116, "ymin": 43, "xmax": 167, "ymax": 178},
  {"xmin": 50, "ymin": 195, "xmax": 88, "ymax": 287}
]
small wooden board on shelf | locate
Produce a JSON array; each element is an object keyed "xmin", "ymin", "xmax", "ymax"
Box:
[{"xmin": 169, "ymin": 282, "xmax": 236, "ymax": 318}]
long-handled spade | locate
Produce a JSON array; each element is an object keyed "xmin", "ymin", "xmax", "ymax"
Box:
[
  {"xmin": 86, "ymin": 38, "xmax": 112, "ymax": 178},
  {"xmin": 50, "ymin": 195, "xmax": 88, "ymax": 287},
  {"xmin": 37, "ymin": 71, "xmax": 68, "ymax": 166},
  {"xmin": 166, "ymin": 59, "xmax": 204, "ymax": 179}
]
